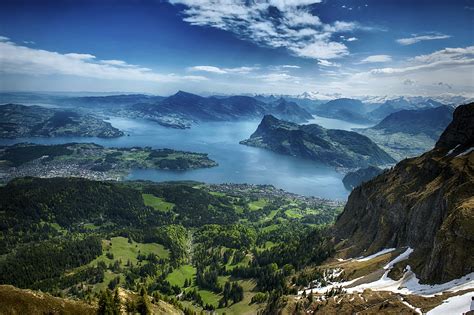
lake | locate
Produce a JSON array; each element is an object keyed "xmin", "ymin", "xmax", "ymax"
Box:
[{"xmin": 0, "ymin": 115, "xmax": 372, "ymax": 200}]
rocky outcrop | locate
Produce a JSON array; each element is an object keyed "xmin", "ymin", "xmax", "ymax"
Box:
[
  {"xmin": 342, "ymin": 166, "xmax": 384, "ymax": 190},
  {"xmin": 436, "ymin": 102, "xmax": 474, "ymax": 150},
  {"xmin": 240, "ymin": 115, "xmax": 395, "ymax": 168},
  {"xmin": 334, "ymin": 103, "xmax": 474, "ymax": 283}
]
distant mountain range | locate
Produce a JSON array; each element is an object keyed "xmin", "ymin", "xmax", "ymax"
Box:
[
  {"xmin": 312, "ymin": 98, "xmax": 372, "ymax": 124},
  {"xmin": 127, "ymin": 91, "xmax": 314, "ymax": 127},
  {"xmin": 0, "ymin": 104, "xmax": 123, "ymax": 138},
  {"xmin": 357, "ymin": 105, "xmax": 455, "ymax": 160},
  {"xmin": 240, "ymin": 115, "xmax": 395, "ymax": 168},
  {"xmin": 334, "ymin": 102, "xmax": 474, "ymax": 283},
  {"xmin": 370, "ymin": 105, "xmax": 454, "ymax": 139},
  {"xmin": 1, "ymin": 91, "xmax": 471, "ymax": 130}
]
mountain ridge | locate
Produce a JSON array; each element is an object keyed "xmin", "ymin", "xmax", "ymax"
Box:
[
  {"xmin": 334, "ymin": 102, "xmax": 474, "ymax": 283},
  {"xmin": 240, "ymin": 115, "xmax": 395, "ymax": 168}
]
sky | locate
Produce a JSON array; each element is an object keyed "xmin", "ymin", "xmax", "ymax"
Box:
[{"xmin": 0, "ymin": 0, "xmax": 473, "ymax": 97}]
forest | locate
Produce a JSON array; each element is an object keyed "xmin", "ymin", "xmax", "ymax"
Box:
[{"xmin": 0, "ymin": 177, "xmax": 342, "ymax": 314}]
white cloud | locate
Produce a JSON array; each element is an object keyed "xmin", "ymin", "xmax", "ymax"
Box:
[
  {"xmin": 370, "ymin": 46, "xmax": 474, "ymax": 75},
  {"xmin": 64, "ymin": 53, "xmax": 96, "ymax": 60},
  {"xmin": 281, "ymin": 64, "xmax": 301, "ymax": 69},
  {"xmin": 396, "ymin": 33, "xmax": 451, "ymax": 45},
  {"xmin": 0, "ymin": 36, "xmax": 9, "ymax": 42},
  {"xmin": 318, "ymin": 59, "xmax": 340, "ymax": 67},
  {"xmin": 188, "ymin": 65, "xmax": 258, "ymax": 74},
  {"xmin": 256, "ymin": 72, "xmax": 297, "ymax": 82},
  {"xmin": 225, "ymin": 66, "xmax": 259, "ymax": 74},
  {"xmin": 346, "ymin": 37, "xmax": 358, "ymax": 42},
  {"xmin": 0, "ymin": 39, "xmax": 207, "ymax": 83},
  {"xmin": 358, "ymin": 54, "xmax": 392, "ymax": 64},
  {"xmin": 188, "ymin": 65, "xmax": 228, "ymax": 74},
  {"xmin": 169, "ymin": 0, "xmax": 369, "ymax": 60},
  {"xmin": 293, "ymin": 40, "xmax": 349, "ymax": 59}
]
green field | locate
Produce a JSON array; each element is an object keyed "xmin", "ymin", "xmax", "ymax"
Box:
[
  {"xmin": 248, "ymin": 198, "xmax": 268, "ymax": 211},
  {"xmin": 142, "ymin": 193, "xmax": 175, "ymax": 212},
  {"xmin": 284, "ymin": 208, "xmax": 304, "ymax": 218},
  {"xmin": 90, "ymin": 236, "xmax": 169, "ymax": 267},
  {"xmin": 166, "ymin": 264, "xmax": 196, "ymax": 287}
]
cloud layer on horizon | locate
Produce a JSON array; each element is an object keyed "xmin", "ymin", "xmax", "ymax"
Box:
[{"xmin": 0, "ymin": 37, "xmax": 208, "ymax": 83}]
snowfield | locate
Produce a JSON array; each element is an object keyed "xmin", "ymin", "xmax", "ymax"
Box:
[
  {"xmin": 302, "ymin": 248, "xmax": 474, "ymax": 297},
  {"xmin": 427, "ymin": 291, "xmax": 473, "ymax": 315}
]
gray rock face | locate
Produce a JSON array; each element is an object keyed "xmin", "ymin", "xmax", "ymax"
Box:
[
  {"xmin": 334, "ymin": 103, "xmax": 474, "ymax": 284},
  {"xmin": 436, "ymin": 102, "xmax": 474, "ymax": 150}
]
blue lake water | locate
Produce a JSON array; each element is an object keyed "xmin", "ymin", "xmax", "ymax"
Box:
[{"xmin": 0, "ymin": 115, "xmax": 371, "ymax": 200}]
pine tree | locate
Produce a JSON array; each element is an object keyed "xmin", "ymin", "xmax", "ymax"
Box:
[{"xmin": 137, "ymin": 286, "xmax": 152, "ymax": 315}]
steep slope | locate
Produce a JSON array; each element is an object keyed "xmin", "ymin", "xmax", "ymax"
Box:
[
  {"xmin": 267, "ymin": 98, "xmax": 313, "ymax": 123},
  {"xmin": 240, "ymin": 115, "xmax": 395, "ymax": 168},
  {"xmin": 0, "ymin": 285, "xmax": 96, "ymax": 315},
  {"xmin": 334, "ymin": 103, "xmax": 474, "ymax": 283}
]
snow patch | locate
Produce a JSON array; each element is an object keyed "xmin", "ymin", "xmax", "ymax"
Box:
[
  {"xmin": 301, "ymin": 247, "xmax": 474, "ymax": 297},
  {"xmin": 384, "ymin": 247, "xmax": 413, "ymax": 269},
  {"xmin": 355, "ymin": 248, "xmax": 396, "ymax": 262},
  {"xmin": 401, "ymin": 299, "xmax": 422, "ymax": 314},
  {"xmin": 456, "ymin": 147, "xmax": 474, "ymax": 157},
  {"xmin": 427, "ymin": 291, "xmax": 474, "ymax": 315},
  {"xmin": 445, "ymin": 144, "xmax": 460, "ymax": 157}
]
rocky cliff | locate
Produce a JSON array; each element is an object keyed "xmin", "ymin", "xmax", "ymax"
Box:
[
  {"xmin": 334, "ymin": 103, "xmax": 474, "ymax": 283},
  {"xmin": 342, "ymin": 165, "xmax": 384, "ymax": 190}
]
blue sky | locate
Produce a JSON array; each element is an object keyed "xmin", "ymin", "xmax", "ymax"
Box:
[{"xmin": 0, "ymin": 0, "xmax": 473, "ymax": 97}]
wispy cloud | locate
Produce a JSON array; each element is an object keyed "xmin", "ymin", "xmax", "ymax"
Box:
[
  {"xmin": 169, "ymin": 0, "xmax": 368, "ymax": 60},
  {"xmin": 0, "ymin": 37, "xmax": 207, "ymax": 82},
  {"xmin": 396, "ymin": 32, "xmax": 451, "ymax": 45},
  {"xmin": 256, "ymin": 72, "xmax": 298, "ymax": 82},
  {"xmin": 370, "ymin": 46, "xmax": 474, "ymax": 75},
  {"xmin": 188, "ymin": 65, "xmax": 259, "ymax": 74},
  {"xmin": 318, "ymin": 59, "xmax": 340, "ymax": 67},
  {"xmin": 358, "ymin": 54, "xmax": 392, "ymax": 64},
  {"xmin": 281, "ymin": 64, "xmax": 301, "ymax": 69}
]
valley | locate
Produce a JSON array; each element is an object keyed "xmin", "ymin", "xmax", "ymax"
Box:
[
  {"xmin": 1, "ymin": 1, "xmax": 473, "ymax": 313},
  {"xmin": 0, "ymin": 177, "xmax": 342, "ymax": 314},
  {"xmin": 0, "ymin": 95, "xmax": 472, "ymax": 315}
]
